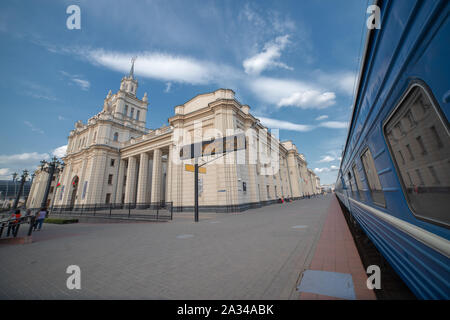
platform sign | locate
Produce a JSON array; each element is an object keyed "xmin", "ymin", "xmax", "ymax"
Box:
[
  {"xmin": 185, "ymin": 164, "xmax": 206, "ymax": 174},
  {"xmin": 179, "ymin": 132, "xmax": 246, "ymax": 160}
]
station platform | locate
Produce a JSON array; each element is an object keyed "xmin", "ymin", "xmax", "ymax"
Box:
[{"xmin": 298, "ymin": 195, "xmax": 376, "ymax": 300}]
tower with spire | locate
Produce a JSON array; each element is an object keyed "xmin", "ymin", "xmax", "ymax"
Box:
[{"xmin": 119, "ymin": 57, "xmax": 139, "ymax": 96}]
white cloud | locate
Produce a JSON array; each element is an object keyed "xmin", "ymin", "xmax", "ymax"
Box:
[
  {"xmin": 21, "ymin": 81, "xmax": 58, "ymax": 101},
  {"xmin": 315, "ymin": 115, "xmax": 328, "ymax": 121},
  {"xmin": 319, "ymin": 121, "xmax": 348, "ymax": 129},
  {"xmin": 0, "ymin": 147, "xmax": 66, "ymax": 180},
  {"xmin": 278, "ymin": 91, "xmax": 335, "ymax": 109},
  {"xmin": 24, "ymin": 121, "xmax": 44, "ymax": 134},
  {"xmin": 60, "ymin": 71, "xmax": 90, "ymax": 91},
  {"xmin": 313, "ymin": 165, "xmax": 339, "ymax": 173},
  {"xmin": 165, "ymin": 82, "xmax": 172, "ymax": 93},
  {"xmin": 0, "ymin": 152, "xmax": 49, "ymax": 165},
  {"xmin": 52, "ymin": 145, "xmax": 67, "ymax": 158},
  {"xmin": 243, "ymin": 35, "xmax": 292, "ymax": 75},
  {"xmin": 318, "ymin": 155, "xmax": 335, "ymax": 163},
  {"xmin": 315, "ymin": 70, "xmax": 357, "ymax": 96},
  {"xmin": 248, "ymin": 77, "xmax": 336, "ymax": 109},
  {"xmin": 72, "ymin": 78, "xmax": 90, "ymax": 91},
  {"xmin": 58, "ymin": 115, "xmax": 66, "ymax": 121},
  {"xmin": 85, "ymin": 49, "xmax": 240, "ymax": 85},
  {"xmin": 258, "ymin": 117, "xmax": 314, "ymax": 132}
]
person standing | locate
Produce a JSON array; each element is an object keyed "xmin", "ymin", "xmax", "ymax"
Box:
[
  {"xmin": 34, "ymin": 207, "xmax": 47, "ymax": 231},
  {"xmin": 8, "ymin": 209, "xmax": 21, "ymax": 236}
]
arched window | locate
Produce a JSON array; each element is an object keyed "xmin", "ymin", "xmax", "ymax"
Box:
[{"xmin": 113, "ymin": 132, "xmax": 119, "ymax": 142}]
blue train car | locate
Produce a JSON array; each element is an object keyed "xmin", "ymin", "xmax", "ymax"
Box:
[{"xmin": 335, "ymin": 0, "xmax": 450, "ymax": 299}]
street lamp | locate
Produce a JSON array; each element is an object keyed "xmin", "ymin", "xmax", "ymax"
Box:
[
  {"xmin": 40, "ymin": 157, "xmax": 65, "ymax": 209},
  {"xmin": 12, "ymin": 169, "xmax": 29, "ymax": 209},
  {"xmin": 40, "ymin": 156, "xmax": 64, "ymax": 209},
  {"xmin": 12, "ymin": 172, "xmax": 18, "ymax": 200}
]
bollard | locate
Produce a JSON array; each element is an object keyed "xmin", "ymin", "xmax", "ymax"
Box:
[
  {"xmin": 109, "ymin": 203, "xmax": 112, "ymax": 217},
  {"xmin": 128, "ymin": 203, "xmax": 131, "ymax": 218},
  {"xmin": 93, "ymin": 203, "xmax": 96, "ymax": 216}
]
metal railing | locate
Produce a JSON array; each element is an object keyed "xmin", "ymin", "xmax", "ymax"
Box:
[
  {"xmin": 0, "ymin": 215, "xmax": 35, "ymax": 239},
  {"xmin": 48, "ymin": 201, "xmax": 173, "ymax": 221}
]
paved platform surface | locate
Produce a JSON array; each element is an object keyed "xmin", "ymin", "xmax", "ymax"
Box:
[
  {"xmin": 0, "ymin": 194, "xmax": 374, "ymax": 299},
  {"xmin": 298, "ymin": 196, "xmax": 376, "ymax": 300}
]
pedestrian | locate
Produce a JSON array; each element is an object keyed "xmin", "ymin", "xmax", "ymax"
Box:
[
  {"xmin": 34, "ymin": 207, "xmax": 47, "ymax": 231},
  {"xmin": 9, "ymin": 209, "xmax": 21, "ymax": 236},
  {"xmin": 25, "ymin": 209, "xmax": 32, "ymax": 217}
]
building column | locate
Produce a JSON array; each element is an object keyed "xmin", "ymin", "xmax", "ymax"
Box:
[
  {"xmin": 151, "ymin": 148, "xmax": 162, "ymax": 205},
  {"xmin": 124, "ymin": 156, "xmax": 137, "ymax": 204},
  {"xmin": 136, "ymin": 152, "xmax": 149, "ymax": 206},
  {"xmin": 165, "ymin": 146, "xmax": 173, "ymax": 203},
  {"xmin": 114, "ymin": 159, "xmax": 126, "ymax": 204}
]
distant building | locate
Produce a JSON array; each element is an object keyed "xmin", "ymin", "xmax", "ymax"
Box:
[{"xmin": 0, "ymin": 180, "xmax": 32, "ymax": 209}]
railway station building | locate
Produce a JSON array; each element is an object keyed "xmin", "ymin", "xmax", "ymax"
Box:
[{"xmin": 27, "ymin": 65, "xmax": 320, "ymax": 212}]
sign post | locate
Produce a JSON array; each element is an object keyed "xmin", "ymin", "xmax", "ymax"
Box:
[
  {"xmin": 194, "ymin": 160, "xmax": 199, "ymax": 222},
  {"xmin": 180, "ymin": 132, "xmax": 246, "ymax": 222}
]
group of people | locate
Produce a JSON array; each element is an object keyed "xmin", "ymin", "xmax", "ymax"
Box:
[{"xmin": 8, "ymin": 207, "xmax": 48, "ymax": 234}]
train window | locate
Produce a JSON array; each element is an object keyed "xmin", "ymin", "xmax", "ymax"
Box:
[
  {"xmin": 352, "ymin": 164, "xmax": 365, "ymax": 201},
  {"xmin": 361, "ymin": 148, "xmax": 385, "ymax": 206},
  {"xmin": 347, "ymin": 171, "xmax": 356, "ymax": 197},
  {"xmin": 384, "ymin": 84, "xmax": 450, "ymax": 227}
]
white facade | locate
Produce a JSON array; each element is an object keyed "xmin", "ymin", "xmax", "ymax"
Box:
[{"xmin": 29, "ymin": 66, "xmax": 321, "ymax": 212}]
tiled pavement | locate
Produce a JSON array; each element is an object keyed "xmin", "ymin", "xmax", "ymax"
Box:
[
  {"xmin": 0, "ymin": 194, "xmax": 375, "ymax": 300},
  {"xmin": 298, "ymin": 196, "xmax": 376, "ymax": 300}
]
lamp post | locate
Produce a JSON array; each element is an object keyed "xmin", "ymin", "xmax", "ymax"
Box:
[
  {"xmin": 40, "ymin": 157, "xmax": 64, "ymax": 209},
  {"xmin": 12, "ymin": 172, "xmax": 18, "ymax": 201},
  {"xmin": 12, "ymin": 170, "xmax": 29, "ymax": 209}
]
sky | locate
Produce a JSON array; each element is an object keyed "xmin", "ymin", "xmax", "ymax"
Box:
[{"xmin": 0, "ymin": 0, "xmax": 370, "ymax": 185}]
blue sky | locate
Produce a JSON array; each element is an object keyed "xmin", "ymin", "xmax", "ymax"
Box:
[{"xmin": 0, "ymin": 0, "xmax": 370, "ymax": 184}]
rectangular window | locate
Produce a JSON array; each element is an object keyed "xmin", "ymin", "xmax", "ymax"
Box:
[
  {"xmin": 416, "ymin": 136, "xmax": 427, "ymax": 155},
  {"xmin": 124, "ymin": 105, "xmax": 128, "ymax": 116},
  {"xmin": 82, "ymin": 181, "xmax": 88, "ymax": 200},
  {"xmin": 430, "ymin": 126, "xmax": 443, "ymax": 149},
  {"xmin": 361, "ymin": 148, "xmax": 385, "ymax": 206},
  {"xmin": 266, "ymin": 185, "xmax": 270, "ymax": 199},
  {"xmin": 108, "ymin": 174, "xmax": 113, "ymax": 185},
  {"xmin": 243, "ymin": 182, "xmax": 247, "ymax": 192},
  {"xmin": 130, "ymin": 108, "xmax": 134, "ymax": 119},
  {"xmin": 384, "ymin": 85, "xmax": 450, "ymax": 226},
  {"xmin": 110, "ymin": 159, "xmax": 115, "ymax": 167},
  {"xmin": 347, "ymin": 172, "xmax": 356, "ymax": 197},
  {"xmin": 105, "ymin": 193, "xmax": 111, "ymax": 204},
  {"xmin": 136, "ymin": 110, "xmax": 140, "ymax": 120},
  {"xmin": 352, "ymin": 164, "xmax": 365, "ymax": 201}
]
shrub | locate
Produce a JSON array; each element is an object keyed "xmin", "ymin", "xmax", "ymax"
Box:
[{"xmin": 44, "ymin": 218, "xmax": 78, "ymax": 224}]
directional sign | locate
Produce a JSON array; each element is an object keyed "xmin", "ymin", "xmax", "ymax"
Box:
[
  {"xmin": 179, "ymin": 132, "xmax": 246, "ymax": 160},
  {"xmin": 185, "ymin": 164, "xmax": 206, "ymax": 174}
]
